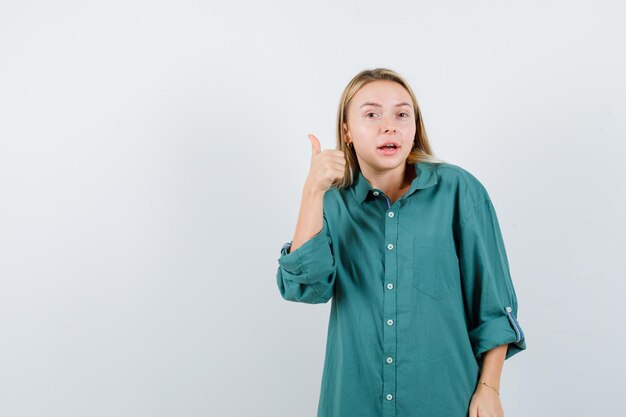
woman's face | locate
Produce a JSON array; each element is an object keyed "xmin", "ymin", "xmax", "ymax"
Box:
[{"xmin": 344, "ymin": 80, "xmax": 416, "ymax": 174}]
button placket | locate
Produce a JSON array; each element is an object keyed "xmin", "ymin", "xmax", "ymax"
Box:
[{"xmin": 382, "ymin": 201, "xmax": 398, "ymax": 416}]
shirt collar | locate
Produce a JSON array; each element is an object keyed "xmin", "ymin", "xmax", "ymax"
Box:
[{"xmin": 352, "ymin": 161, "xmax": 438, "ymax": 204}]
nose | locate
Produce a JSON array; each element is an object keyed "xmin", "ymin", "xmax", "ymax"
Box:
[{"xmin": 382, "ymin": 117, "xmax": 397, "ymax": 133}]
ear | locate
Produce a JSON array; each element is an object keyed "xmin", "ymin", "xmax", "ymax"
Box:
[{"xmin": 343, "ymin": 123, "xmax": 350, "ymax": 139}]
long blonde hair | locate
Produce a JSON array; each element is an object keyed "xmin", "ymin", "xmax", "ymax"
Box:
[{"xmin": 334, "ymin": 68, "xmax": 445, "ymax": 189}]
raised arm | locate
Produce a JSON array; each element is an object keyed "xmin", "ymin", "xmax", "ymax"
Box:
[{"xmin": 275, "ymin": 134, "xmax": 346, "ymax": 304}]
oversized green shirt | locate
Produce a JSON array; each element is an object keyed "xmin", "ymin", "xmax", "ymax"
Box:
[{"xmin": 276, "ymin": 161, "xmax": 527, "ymax": 417}]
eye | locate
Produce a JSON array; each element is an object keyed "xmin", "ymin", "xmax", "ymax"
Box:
[
  {"xmin": 399, "ymin": 112, "xmax": 410, "ymax": 118},
  {"xmin": 365, "ymin": 112, "xmax": 377, "ymax": 118}
]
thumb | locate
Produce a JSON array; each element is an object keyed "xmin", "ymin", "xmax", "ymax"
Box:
[{"xmin": 308, "ymin": 134, "xmax": 321, "ymax": 155}]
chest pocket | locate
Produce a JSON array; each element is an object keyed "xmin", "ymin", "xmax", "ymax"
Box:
[{"xmin": 412, "ymin": 237, "xmax": 460, "ymax": 301}]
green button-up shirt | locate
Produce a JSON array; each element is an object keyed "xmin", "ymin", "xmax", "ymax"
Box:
[{"xmin": 276, "ymin": 161, "xmax": 527, "ymax": 417}]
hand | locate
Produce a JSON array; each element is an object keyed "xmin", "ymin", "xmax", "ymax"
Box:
[
  {"xmin": 468, "ymin": 384, "xmax": 504, "ymax": 417},
  {"xmin": 304, "ymin": 134, "xmax": 347, "ymax": 194}
]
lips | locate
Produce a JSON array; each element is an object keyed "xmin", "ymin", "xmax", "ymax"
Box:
[{"xmin": 377, "ymin": 141, "xmax": 400, "ymax": 149}]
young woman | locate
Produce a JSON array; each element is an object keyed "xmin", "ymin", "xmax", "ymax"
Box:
[{"xmin": 276, "ymin": 68, "xmax": 527, "ymax": 417}]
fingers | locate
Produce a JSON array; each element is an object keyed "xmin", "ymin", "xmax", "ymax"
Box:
[
  {"xmin": 308, "ymin": 134, "xmax": 346, "ymax": 160},
  {"xmin": 308, "ymin": 133, "xmax": 346, "ymax": 184},
  {"xmin": 308, "ymin": 134, "xmax": 321, "ymax": 155}
]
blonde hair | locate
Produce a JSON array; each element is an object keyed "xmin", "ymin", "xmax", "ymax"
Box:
[{"xmin": 333, "ymin": 68, "xmax": 446, "ymax": 189}]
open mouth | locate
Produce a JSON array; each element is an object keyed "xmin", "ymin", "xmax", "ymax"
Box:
[{"xmin": 377, "ymin": 144, "xmax": 400, "ymax": 155}]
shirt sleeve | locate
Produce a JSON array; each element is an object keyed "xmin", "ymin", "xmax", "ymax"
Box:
[
  {"xmin": 458, "ymin": 198, "xmax": 527, "ymax": 363},
  {"xmin": 276, "ymin": 212, "xmax": 337, "ymax": 304}
]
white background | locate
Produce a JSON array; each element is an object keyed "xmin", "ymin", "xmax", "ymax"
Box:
[{"xmin": 1, "ymin": 0, "xmax": 625, "ymax": 416}]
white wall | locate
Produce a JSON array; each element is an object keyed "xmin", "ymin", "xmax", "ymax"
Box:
[{"xmin": 1, "ymin": 0, "xmax": 624, "ymax": 416}]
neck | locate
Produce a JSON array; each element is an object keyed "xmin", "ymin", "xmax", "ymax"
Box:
[{"xmin": 361, "ymin": 162, "xmax": 415, "ymax": 196}]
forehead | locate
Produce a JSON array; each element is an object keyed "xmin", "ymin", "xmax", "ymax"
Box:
[{"xmin": 350, "ymin": 80, "xmax": 412, "ymax": 106}]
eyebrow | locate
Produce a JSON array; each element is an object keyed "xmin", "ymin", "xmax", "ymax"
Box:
[{"xmin": 359, "ymin": 102, "xmax": 412, "ymax": 108}]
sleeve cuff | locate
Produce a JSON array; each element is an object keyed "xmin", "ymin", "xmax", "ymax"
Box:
[
  {"xmin": 469, "ymin": 307, "xmax": 527, "ymax": 361},
  {"xmin": 277, "ymin": 226, "xmax": 333, "ymax": 284}
]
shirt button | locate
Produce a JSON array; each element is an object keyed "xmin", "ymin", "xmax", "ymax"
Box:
[
  {"xmin": 505, "ymin": 306, "xmax": 513, "ymax": 313},
  {"xmin": 387, "ymin": 319, "xmax": 394, "ymax": 326},
  {"xmin": 386, "ymin": 394, "xmax": 393, "ymax": 401},
  {"xmin": 386, "ymin": 356, "xmax": 393, "ymax": 364},
  {"xmin": 388, "ymin": 211, "xmax": 394, "ymax": 218},
  {"xmin": 373, "ymin": 191, "xmax": 380, "ymax": 196},
  {"xmin": 387, "ymin": 283, "xmax": 394, "ymax": 290},
  {"xmin": 387, "ymin": 243, "xmax": 394, "ymax": 250}
]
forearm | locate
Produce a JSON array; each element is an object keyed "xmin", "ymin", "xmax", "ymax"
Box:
[
  {"xmin": 290, "ymin": 182, "xmax": 325, "ymax": 252},
  {"xmin": 478, "ymin": 343, "xmax": 508, "ymax": 391}
]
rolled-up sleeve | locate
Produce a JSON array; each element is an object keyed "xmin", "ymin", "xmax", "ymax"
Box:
[
  {"xmin": 458, "ymin": 198, "xmax": 527, "ymax": 362},
  {"xmin": 276, "ymin": 213, "xmax": 337, "ymax": 304}
]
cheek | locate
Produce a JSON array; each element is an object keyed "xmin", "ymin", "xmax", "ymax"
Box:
[{"xmin": 355, "ymin": 123, "xmax": 377, "ymax": 135}]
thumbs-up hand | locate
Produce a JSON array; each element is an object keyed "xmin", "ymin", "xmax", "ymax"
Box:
[{"xmin": 305, "ymin": 134, "xmax": 347, "ymax": 194}]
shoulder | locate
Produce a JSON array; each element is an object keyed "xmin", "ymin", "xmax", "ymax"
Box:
[
  {"xmin": 321, "ymin": 186, "xmax": 342, "ymax": 218},
  {"xmin": 323, "ymin": 186, "xmax": 341, "ymax": 204},
  {"xmin": 432, "ymin": 162, "xmax": 492, "ymax": 206}
]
